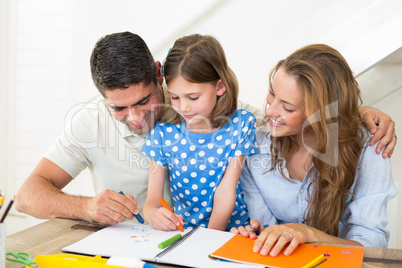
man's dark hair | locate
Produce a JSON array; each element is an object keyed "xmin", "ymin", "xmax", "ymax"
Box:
[{"xmin": 90, "ymin": 31, "xmax": 157, "ymax": 96}]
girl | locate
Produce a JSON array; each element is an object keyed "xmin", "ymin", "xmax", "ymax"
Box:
[
  {"xmin": 142, "ymin": 34, "xmax": 257, "ymax": 231},
  {"xmin": 232, "ymin": 44, "xmax": 397, "ymax": 255}
]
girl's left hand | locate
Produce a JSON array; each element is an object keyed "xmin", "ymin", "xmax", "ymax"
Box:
[{"xmin": 253, "ymin": 223, "xmax": 311, "ymax": 257}]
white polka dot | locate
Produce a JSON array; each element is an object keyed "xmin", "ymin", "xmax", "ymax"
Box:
[
  {"xmin": 181, "ymin": 139, "xmax": 187, "ymax": 145},
  {"xmin": 182, "ymin": 166, "xmax": 187, "ymax": 172},
  {"xmin": 185, "ymin": 190, "xmax": 190, "ymax": 195},
  {"xmin": 187, "ymin": 201, "xmax": 191, "ymax": 206},
  {"xmin": 192, "ymin": 197, "xmax": 199, "ymax": 202},
  {"xmin": 218, "ymin": 161, "xmax": 223, "ymax": 167},
  {"xmin": 251, "ymin": 149, "xmax": 255, "ymax": 154},
  {"xmin": 191, "ymin": 172, "xmax": 197, "ymax": 177},
  {"xmin": 233, "ymin": 117, "xmax": 239, "ymax": 123},
  {"xmin": 217, "ymin": 148, "xmax": 223, "ymax": 154},
  {"xmin": 200, "ymin": 224, "xmax": 206, "ymax": 227},
  {"xmin": 242, "ymin": 110, "xmax": 247, "ymax": 114},
  {"xmin": 172, "ymin": 146, "xmax": 178, "ymax": 152},
  {"xmin": 193, "ymin": 207, "xmax": 199, "ymax": 212},
  {"xmin": 174, "ymin": 133, "xmax": 180, "ymax": 139},
  {"xmin": 199, "ymin": 214, "xmax": 204, "ymax": 219},
  {"xmin": 201, "ymin": 201, "xmax": 207, "ymax": 206},
  {"xmin": 182, "ymin": 204, "xmax": 186, "ymax": 208},
  {"xmin": 209, "ymin": 182, "xmax": 216, "ymax": 187},
  {"xmin": 173, "ymin": 185, "xmax": 177, "ymax": 190},
  {"xmin": 150, "ymin": 129, "xmax": 154, "ymax": 134},
  {"xmin": 192, "ymin": 184, "xmax": 198, "ymax": 190},
  {"xmin": 208, "ymin": 157, "xmax": 214, "ymax": 163},
  {"xmin": 231, "ymin": 144, "xmax": 236, "ymax": 149},
  {"xmin": 209, "ymin": 170, "xmax": 215, "ymax": 176},
  {"xmin": 242, "ymin": 126, "xmax": 249, "ymax": 132},
  {"xmin": 172, "ymin": 174, "xmax": 176, "ymax": 179},
  {"xmin": 183, "ymin": 178, "xmax": 189, "ymax": 183},
  {"xmin": 167, "ymin": 127, "xmax": 172, "ymax": 132},
  {"xmin": 177, "ymin": 182, "xmax": 182, "ymax": 187},
  {"xmin": 165, "ymin": 152, "xmax": 171, "ymax": 157},
  {"xmin": 225, "ymin": 139, "xmax": 230, "ymax": 145},
  {"xmin": 207, "ymin": 143, "xmax": 214, "ymax": 149},
  {"xmin": 165, "ymin": 140, "xmax": 171, "ymax": 145},
  {"xmin": 179, "ymin": 193, "xmax": 184, "ymax": 198},
  {"xmin": 240, "ymin": 211, "xmax": 246, "ymax": 216},
  {"xmin": 181, "ymin": 152, "xmax": 187, "ymax": 158},
  {"xmin": 233, "ymin": 130, "xmax": 238, "ymax": 136},
  {"xmin": 174, "ymin": 158, "xmax": 179, "ymax": 164},
  {"xmin": 216, "ymin": 135, "xmax": 222, "ymax": 141},
  {"xmin": 199, "ymin": 139, "xmax": 205, "ymax": 144},
  {"xmin": 156, "ymin": 161, "xmax": 162, "ymax": 166},
  {"xmin": 235, "ymin": 220, "xmax": 241, "ymax": 224},
  {"xmin": 206, "ymin": 207, "xmax": 212, "ymax": 212},
  {"xmin": 245, "ymin": 143, "xmax": 250, "ymax": 149},
  {"xmin": 199, "ymin": 151, "xmax": 205, "ymax": 157},
  {"xmin": 159, "ymin": 131, "xmax": 164, "ymax": 137},
  {"xmin": 146, "ymin": 140, "xmax": 151, "ymax": 146},
  {"xmin": 201, "ymin": 190, "xmax": 207, "ymax": 195},
  {"xmin": 232, "ymin": 211, "xmax": 238, "ymax": 216},
  {"xmin": 154, "ymin": 140, "xmax": 159, "ymax": 145},
  {"xmin": 199, "ymin": 165, "xmax": 206, "ymax": 170},
  {"xmin": 191, "ymin": 219, "xmax": 196, "ymax": 224},
  {"xmin": 249, "ymin": 116, "xmax": 254, "ymax": 121},
  {"xmin": 200, "ymin": 177, "xmax": 207, "ymax": 183},
  {"xmin": 177, "ymin": 205, "xmax": 180, "ymax": 210},
  {"xmin": 150, "ymin": 150, "xmax": 155, "ymax": 157},
  {"xmin": 190, "ymin": 145, "xmax": 196, "ymax": 151},
  {"xmin": 185, "ymin": 212, "xmax": 190, "ymax": 216},
  {"xmin": 175, "ymin": 171, "xmax": 180, "ymax": 176},
  {"xmin": 235, "ymin": 150, "xmax": 241, "ymax": 156},
  {"xmin": 190, "ymin": 159, "xmax": 196, "ymax": 164}
]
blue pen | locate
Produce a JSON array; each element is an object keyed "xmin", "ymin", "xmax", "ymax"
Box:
[
  {"xmin": 252, "ymin": 223, "xmax": 269, "ymax": 232},
  {"xmin": 119, "ymin": 191, "xmax": 144, "ymax": 224}
]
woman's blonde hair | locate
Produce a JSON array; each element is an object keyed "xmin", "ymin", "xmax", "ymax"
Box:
[
  {"xmin": 162, "ymin": 34, "xmax": 238, "ymax": 128},
  {"xmin": 266, "ymin": 44, "xmax": 364, "ymax": 236}
]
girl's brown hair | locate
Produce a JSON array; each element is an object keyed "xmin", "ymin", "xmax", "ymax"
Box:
[
  {"xmin": 162, "ymin": 34, "xmax": 238, "ymax": 128},
  {"xmin": 266, "ymin": 44, "xmax": 364, "ymax": 236}
]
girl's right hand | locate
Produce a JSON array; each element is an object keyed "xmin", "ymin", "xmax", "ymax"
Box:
[
  {"xmin": 148, "ymin": 207, "xmax": 183, "ymax": 231},
  {"xmin": 230, "ymin": 219, "xmax": 266, "ymax": 240}
]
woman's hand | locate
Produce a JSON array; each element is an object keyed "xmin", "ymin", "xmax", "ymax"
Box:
[{"xmin": 253, "ymin": 223, "xmax": 313, "ymax": 257}]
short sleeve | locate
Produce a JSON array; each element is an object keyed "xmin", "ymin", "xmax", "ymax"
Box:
[
  {"xmin": 141, "ymin": 124, "xmax": 167, "ymax": 167},
  {"xmin": 230, "ymin": 110, "xmax": 257, "ymax": 158}
]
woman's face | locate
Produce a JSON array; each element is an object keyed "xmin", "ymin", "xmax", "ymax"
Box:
[{"xmin": 265, "ymin": 67, "xmax": 306, "ymax": 139}]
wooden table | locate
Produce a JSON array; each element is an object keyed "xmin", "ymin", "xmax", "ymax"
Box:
[{"xmin": 6, "ymin": 218, "xmax": 402, "ymax": 268}]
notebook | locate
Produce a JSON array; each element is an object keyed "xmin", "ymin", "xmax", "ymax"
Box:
[
  {"xmin": 210, "ymin": 234, "xmax": 365, "ymax": 268},
  {"xmin": 62, "ymin": 222, "xmax": 259, "ymax": 268}
]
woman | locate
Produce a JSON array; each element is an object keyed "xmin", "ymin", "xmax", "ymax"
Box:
[{"xmin": 232, "ymin": 44, "xmax": 397, "ymax": 257}]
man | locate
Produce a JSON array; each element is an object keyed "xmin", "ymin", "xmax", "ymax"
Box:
[{"xmin": 15, "ymin": 32, "xmax": 397, "ymax": 226}]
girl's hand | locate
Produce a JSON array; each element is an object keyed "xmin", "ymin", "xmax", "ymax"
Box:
[
  {"xmin": 148, "ymin": 207, "xmax": 183, "ymax": 231},
  {"xmin": 230, "ymin": 219, "xmax": 266, "ymax": 240},
  {"xmin": 253, "ymin": 223, "xmax": 311, "ymax": 257}
]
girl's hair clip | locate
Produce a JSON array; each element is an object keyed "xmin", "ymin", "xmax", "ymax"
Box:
[{"xmin": 161, "ymin": 48, "xmax": 172, "ymax": 77}]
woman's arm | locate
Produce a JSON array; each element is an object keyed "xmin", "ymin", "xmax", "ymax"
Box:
[
  {"xmin": 208, "ymin": 155, "xmax": 246, "ymax": 231},
  {"xmin": 143, "ymin": 160, "xmax": 182, "ymax": 230}
]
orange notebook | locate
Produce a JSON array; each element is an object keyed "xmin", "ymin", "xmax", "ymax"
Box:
[{"xmin": 210, "ymin": 234, "xmax": 364, "ymax": 268}]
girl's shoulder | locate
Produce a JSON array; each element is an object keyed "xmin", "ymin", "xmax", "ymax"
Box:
[
  {"xmin": 231, "ymin": 109, "xmax": 256, "ymax": 124},
  {"xmin": 151, "ymin": 121, "xmax": 183, "ymax": 136}
]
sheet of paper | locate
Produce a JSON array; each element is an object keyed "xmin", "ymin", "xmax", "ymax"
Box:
[{"xmin": 63, "ymin": 222, "xmax": 259, "ymax": 268}]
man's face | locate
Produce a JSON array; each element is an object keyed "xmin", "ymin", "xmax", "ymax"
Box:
[{"xmin": 104, "ymin": 82, "xmax": 164, "ymax": 135}]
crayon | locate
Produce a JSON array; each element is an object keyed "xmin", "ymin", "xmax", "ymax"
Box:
[
  {"xmin": 158, "ymin": 234, "xmax": 182, "ymax": 249},
  {"xmin": 159, "ymin": 198, "xmax": 184, "ymax": 232},
  {"xmin": 119, "ymin": 191, "xmax": 144, "ymax": 224}
]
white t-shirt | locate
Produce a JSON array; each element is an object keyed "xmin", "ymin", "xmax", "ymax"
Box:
[{"xmin": 44, "ymin": 96, "xmax": 173, "ymax": 214}]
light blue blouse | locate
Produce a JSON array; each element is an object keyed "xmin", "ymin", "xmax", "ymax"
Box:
[{"xmin": 240, "ymin": 126, "xmax": 397, "ymax": 248}]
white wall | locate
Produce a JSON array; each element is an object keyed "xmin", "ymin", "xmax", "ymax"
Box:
[{"xmin": 1, "ymin": 0, "xmax": 401, "ymax": 247}]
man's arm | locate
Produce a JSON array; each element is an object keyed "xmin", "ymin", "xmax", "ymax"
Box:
[{"xmin": 15, "ymin": 157, "xmax": 139, "ymax": 225}]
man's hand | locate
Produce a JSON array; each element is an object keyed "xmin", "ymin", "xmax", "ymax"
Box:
[
  {"xmin": 84, "ymin": 189, "xmax": 139, "ymax": 225},
  {"xmin": 360, "ymin": 106, "xmax": 397, "ymax": 158}
]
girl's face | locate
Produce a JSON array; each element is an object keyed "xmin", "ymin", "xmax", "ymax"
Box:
[
  {"xmin": 265, "ymin": 67, "xmax": 306, "ymax": 139},
  {"xmin": 167, "ymin": 76, "xmax": 226, "ymax": 132}
]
